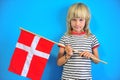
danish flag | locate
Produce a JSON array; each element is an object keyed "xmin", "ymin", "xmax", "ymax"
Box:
[{"xmin": 8, "ymin": 29, "xmax": 54, "ymax": 80}]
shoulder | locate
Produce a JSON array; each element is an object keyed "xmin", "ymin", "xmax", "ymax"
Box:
[
  {"xmin": 87, "ymin": 34, "xmax": 99, "ymax": 42},
  {"xmin": 59, "ymin": 34, "xmax": 71, "ymax": 45},
  {"xmin": 88, "ymin": 33, "xmax": 97, "ymax": 38},
  {"xmin": 60, "ymin": 34, "xmax": 71, "ymax": 39}
]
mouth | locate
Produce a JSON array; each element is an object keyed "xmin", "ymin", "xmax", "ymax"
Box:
[{"xmin": 74, "ymin": 26, "xmax": 81, "ymax": 29}]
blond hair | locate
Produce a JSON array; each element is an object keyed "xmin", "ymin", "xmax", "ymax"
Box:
[{"xmin": 66, "ymin": 3, "xmax": 91, "ymax": 36}]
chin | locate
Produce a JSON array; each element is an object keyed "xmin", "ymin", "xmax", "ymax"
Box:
[{"xmin": 75, "ymin": 30, "xmax": 82, "ymax": 32}]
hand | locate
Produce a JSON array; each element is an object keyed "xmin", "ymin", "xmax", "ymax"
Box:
[
  {"xmin": 65, "ymin": 45, "xmax": 73, "ymax": 57},
  {"xmin": 79, "ymin": 51, "xmax": 94, "ymax": 59}
]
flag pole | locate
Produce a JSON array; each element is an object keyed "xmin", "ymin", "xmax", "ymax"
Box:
[
  {"xmin": 19, "ymin": 27, "xmax": 107, "ymax": 64},
  {"xmin": 19, "ymin": 27, "xmax": 59, "ymax": 45}
]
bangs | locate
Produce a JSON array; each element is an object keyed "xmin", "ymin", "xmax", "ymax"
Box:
[
  {"xmin": 68, "ymin": 4, "xmax": 89, "ymax": 20},
  {"xmin": 73, "ymin": 8, "xmax": 86, "ymax": 19}
]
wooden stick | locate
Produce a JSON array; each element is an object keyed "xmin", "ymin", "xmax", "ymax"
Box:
[
  {"xmin": 20, "ymin": 27, "xmax": 59, "ymax": 45},
  {"xmin": 91, "ymin": 56, "xmax": 107, "ymax": 64},
  {"xmin": 58, "ymin": 43, "xmax": 107, "ymax": 64},
  {"xmin": 20, "ymin": 27, "xmax": 107, "ymax": 64}
]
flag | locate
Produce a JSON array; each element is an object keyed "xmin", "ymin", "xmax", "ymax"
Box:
[{"xmin": 8, "ymin": 29, "xmax": 54, "ymax": 80}]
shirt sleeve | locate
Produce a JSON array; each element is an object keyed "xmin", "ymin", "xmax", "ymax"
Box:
[
  {"xmin": 91, "ymin": 35, "xmax": 100, "ymax": 49},
  {"xmin": 58, "ymin": 35, "xmax": 69, "ymax": 47},
  {"xmin": 59, "ymin": 35, "xmax": 66, "ymax": 46}
]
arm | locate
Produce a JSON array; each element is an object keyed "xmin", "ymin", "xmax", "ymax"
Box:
[
  {"xmin": 79, "ymin": 47, "xmax": 100, "ymax": 64},
  {"xmin": 57, "ymin": 45, "xmax": 73, "ymax": 66},
  {"xmin": 92, "ymin": 47, "xmax": 100, "ymax": 63}
]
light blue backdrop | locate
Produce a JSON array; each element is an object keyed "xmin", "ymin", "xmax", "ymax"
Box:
[{"xmin": 0, "ymin": 0, "xmax": 120, "ymax": 80}]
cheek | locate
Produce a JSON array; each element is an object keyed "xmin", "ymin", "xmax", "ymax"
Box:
[
  {"xmin": 82, "ymin": 21, "xmax": 86, "ymax": 26},
  {"xmin": 70, "ymin": 22, "xmax": 75, "ymax": 26}
]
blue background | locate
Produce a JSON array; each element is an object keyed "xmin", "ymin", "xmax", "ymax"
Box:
[{"xmin": 0, "ymin": 0, "xmax": 120, "ymax": 80}]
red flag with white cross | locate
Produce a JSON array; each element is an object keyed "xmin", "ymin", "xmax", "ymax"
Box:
[{"xmin": 8, "ymin": 29, "xmax": 54, "ymax": 80}]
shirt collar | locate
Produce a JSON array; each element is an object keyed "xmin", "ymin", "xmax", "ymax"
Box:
[{"xmin": 71, "ymin": 31, "xmax": 86, "ymax": 35}]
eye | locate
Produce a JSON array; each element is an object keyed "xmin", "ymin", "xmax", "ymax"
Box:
[
  {"xmin": 71, "ymin": 19, "xmax": 76, "ymax": 21},
  {"xmin": 79, "ymin": 19, "xmax": 83, "ymax": 21}
]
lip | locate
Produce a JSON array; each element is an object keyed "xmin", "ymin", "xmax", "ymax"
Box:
[{"xmin": 74, "ymin": 26, "xmax": 81, "ymax": 29}]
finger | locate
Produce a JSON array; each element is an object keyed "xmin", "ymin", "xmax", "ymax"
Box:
[
  {"xmin": 83, "ymin": 51, "xmax": 91, "ymax": 59},
  {"xmin": 65, "ymin": 45, "xmax": 70, "ymax": 51},
  {"xmin": 83, "ymin": 52, "xmax": 89, "ymax": 58},
  {"xmin": 66, "ymin": 45, "xmax": 71, "ymax": 50},
  {"xmin": 65, "ymin": 45, "xmax": 73, "ymax": 56},
  {"xmin": 83, "ymin": 52, "xmax": 88, "ymax": 57},
  {"xmin": 86, "ymin": 53, "xmax": 91, "ymax": 59},
  {"xmin": 90, "ymin": 54, "xmax": 94, "ymax": 58},
  {"xmin": 80, "ymin": 51, "xmax": 85, "ymax": 57}
]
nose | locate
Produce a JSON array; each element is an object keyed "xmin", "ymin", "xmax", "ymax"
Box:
[{"xmin": 76, "ymin": 20, "xmax": 80, "ymax": 25}]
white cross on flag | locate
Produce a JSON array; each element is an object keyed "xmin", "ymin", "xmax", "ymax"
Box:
[{"xmin": 8, "ymin": 29, "xmax": 54, "ymax": 80}]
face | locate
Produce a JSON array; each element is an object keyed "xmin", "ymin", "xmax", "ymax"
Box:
[{"xmin": 70, "ymin": 18, "xmax": 85, "ymax": 32}]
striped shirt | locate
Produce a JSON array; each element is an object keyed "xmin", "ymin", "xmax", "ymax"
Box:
[{"xmin": 59, "ymin": 34, "xmax": 99, "ymax": 80}]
